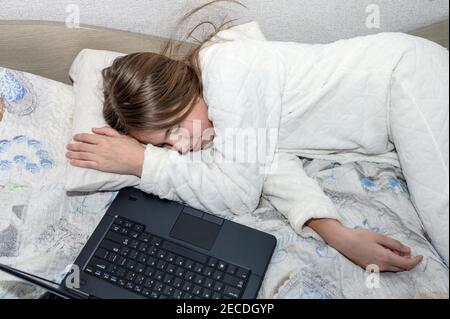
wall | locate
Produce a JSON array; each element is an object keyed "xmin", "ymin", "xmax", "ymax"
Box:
[{"xmin": 0, "ymin": 0, "xmax": 448, "ymax": 43}]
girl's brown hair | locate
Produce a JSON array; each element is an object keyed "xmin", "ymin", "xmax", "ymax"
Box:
[{"xmin": 102, "ymin": 0, "xmax": 248, "ymax": 135}]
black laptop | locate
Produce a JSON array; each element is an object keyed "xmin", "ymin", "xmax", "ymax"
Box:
[{"xmin": 48, "ymin": 187, "xmax": 276, "ymax": 299}]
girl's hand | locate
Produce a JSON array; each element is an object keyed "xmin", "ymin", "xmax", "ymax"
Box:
[
  {"xmin": 336, "ymin": 227, "xmax": 423, "ymax": 272},
  {"xmin": 307, "ymin": 219, "xmax": 423, "ymax": 272},
  {"xmin": 66, "ymin": 127, "xmax": 145, "ymax": 177}
]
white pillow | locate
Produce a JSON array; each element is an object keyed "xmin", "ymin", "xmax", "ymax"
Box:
[{"xmin": 65, "ymin": 20, "xmax": 267, "ymax": 192}]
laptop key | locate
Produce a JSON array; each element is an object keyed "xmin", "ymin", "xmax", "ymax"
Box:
[
  {"xmin": 116, "ymin": 267, "xmax": 126, "ymax": 277},
  {"xmin": 118, "ymin": 257, "xmax": 127, "ymax": 267},
  {"xmin": 130, "ymin": 240, "xmax": 140, "ymax": 249},
  {"xmin": 203, "ymin": 267, "xmax": 214, "ymax": 277},
  {"xmin": 125, "ymin": 260, "xmax": 136, "ymax": 270},
  {"xmin": 163, "ymin": 274, "xmax": 174, "ymax": 285},
  {"xmin": 119, "ymin": 247, "xmax": 130, "ymax": 256},
  {"xmin": 175, "ymin": 256, "xmax": 185, "ymax": 266},
  {"xmin": 147, "ymin": 257, "xmax": 157, "ymax": 267},
  {"xmin": 148, "ymin": 246, "xmax": 158, "ymax": 256},
  {"xmin": 142, "ymin": 289, "xmax": 152, "ymax": 297},
  {"xmin": 173, "ymin": 277, "xmax": 183, "ymax": 288},
  {"xmin": 163, "ymin": 285, "xmax": 175, "ymax": 297},
  {"xmin": 150, "ymin": 237, "xmax": 162, "ymax": 247},
  {"xmin": 207, "ymin": 257, "xmax": 218, "ymax": 268},
  {"xmin": 144, "ymin": 267, "xmax": 154, "ymax": 277},
  {"xmin": 192, "ymin": 285, "xmax": 202, "ymax": 296},
  {"xmin": 223, "ymin": 274, "xmax": 245, "ymax": 289},
  {"xmin": 162, "ymin": 241, "xmax": 208, "ymax": 264},
  {"xmin": 236, "ymin": 268, "xmax": 249, "ymax": 279},
  {"xmin": 226, "ymin": 264, "xmax": 237, "ymax": 275},
  {"xmin": 156, "ymin": 260, "xmax": 167, "ymax": 270},
  {"xmin": 175, "ymin": 267, "xmax": 186, "ymax": 277},
  {"xmin": 137, "ymin": 253, "xmax": 148, "ymax": 264},
  {"xmin": 154, "ymin": 282, "xmax": 164, "ymax": 292},
  {"xmin": 138, "ymin": 243, "xmax": 148, "ymax": 253},
  {"xmin": 114, "ymin": 218, "xmax": 124, "ymax": 226},
  {"xmin": 202, "ymin": 289, "xmax": 212, "ymax": 299},
  {"xmin": 194, "ymin": 263, "xmax": 204, "ymax": 273},
  {"xmin": 154, "ymin": 271, "xmax": 164, "ymax": 281},
  {"xmin": 144, "ymin": 278, "xmax": 155, "ymax": 289},
  {"xmin": 90, "ymin": 257, "xmax": 108, "ymax": 271},
  {"xmin": 194, "ymin": 274, "xmax": 205, "ymax": 285},
  {"xmin": 173, "ymin": 289, "xmax": 183, "ymax": 299},
  {"xmin": 183, "ymin": 292, "xmax": 193, "ymax": 299},
  {"xmin": 212, "ymin": 292, "xmax": 222, "ymax": 299},
  {"xmin": 182, "ymin": 282, "xmax": 193, "ymax": 292},
  {"xmin": 217, "ymin": 261, "xmax": 227, "ymax": 271},
  {"xmin": 150, "ymin": 292, "xmax": 159, "ymax": 299},
  {"xmin": 185, "ymin": 260, "xmax": 195, "ymax": 270},
  {"xmin": 204, "ymin": 278, "xmax": 214, "ymax": 289},
  {"xmin": 166, "ymin": 253, "xmax": 176, "ymax": 263},
  {"xmin": 95, "ymin": 248, "xmax": 110, "ymax": 260},
  {"xmin": 123, "ymin": 221, "xmax": 133, "ymax": 228},
  {"xmin": 138, "ymin": 233, "xmax": 150, "ymax": 243},
  {"xmin": 134, "ymin": 263, "xmax": 144, "ymax": 274},
  {"xmin": 135, "ymin": 275, "xmax": 145, "ymax": 285},
  {"xmin": 166, "ymin": 264, "xmax": 176, "ymax": 274},
  {"xmin": 100, "ymin": 239, "xmax": 120, "ymax": 253},
  {"xmin": 213, "ymin": 270, "xmax": 223, "ymax": 281},
  {"xmin": 213, "ymin": 282, "xmax": 223, "ymax": 292},
  {"xmin": 106, "ymin": 232, "xmax": 129, "ymax": 246},
  {"xmin": 129, "ymin": 231, "xmax": 139, "ymax": 239},
  {"xmin": 184, "ymin": 271, "xmax": 195, "ymax": 281},
  {"xmin": 84, "ymin": 266, "xmax": 94, "ymax": 274},
  {"xmin": 223, "ymin": 285, "xmax": 240, "ymax": 298},
  {"xmin": 107, "ymin": 253, "xmax": 119, "ymax": 264},
  {"xmin": 125, "ymin": 272, "xmax": 136, "ymax": 281}
]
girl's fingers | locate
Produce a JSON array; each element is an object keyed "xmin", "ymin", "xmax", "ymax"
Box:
[
  {"xmin": 68, "ymin": 159, "xmax": 99, "ymax": 170},
  {"xmin": 92, "ymin": 127, "xmax": 121, "ymax": 137},
  {"xmin": 73, "ymin": 133, "xmax": 103, "ymax": 144},
  {"xmin": 66, "ymin": 142, "xmax": 96, "ymax": 153},
  {"xmin": 384, "ymin": 265, "xmax": 404, "ymax": 272},
  {"xmin": 377, "ymin": 235, "xmax": 411, "ymax": 254},
  {"xmin": 66, "ymin": 151, "xmax": 97, "ymax": 162},
  {"xmin": 387, "ymin": 251, "xmax": 423, "ymax": 271}
]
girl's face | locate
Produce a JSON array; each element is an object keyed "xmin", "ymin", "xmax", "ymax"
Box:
[{"xmin": 130, "ymin": 97, "xmax": 214, "ymax": 154}]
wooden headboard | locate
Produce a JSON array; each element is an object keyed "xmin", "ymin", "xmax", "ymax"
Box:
[{"xmin": 0, "ymin": 19, "xmax": 448, "ymax": 85}]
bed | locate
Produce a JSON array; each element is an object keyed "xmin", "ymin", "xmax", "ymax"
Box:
[{"xmin": 0, "ymin": 19, "xmax": 449, "ymax": 299}]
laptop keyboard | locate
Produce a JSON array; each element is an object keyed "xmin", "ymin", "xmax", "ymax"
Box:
[{"xmin": 83, "ymin": 216, "xmax": 250, "ymax": 299}]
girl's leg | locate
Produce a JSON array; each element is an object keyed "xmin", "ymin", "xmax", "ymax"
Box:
[{"xmin": 389, "ymin": 35, "xmax": 449, "ymax": 265}]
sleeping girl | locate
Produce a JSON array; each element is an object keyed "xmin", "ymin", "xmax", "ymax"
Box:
[{"xmin": 66, "ymin": 1, "xmax": 449, "ymax": 272}]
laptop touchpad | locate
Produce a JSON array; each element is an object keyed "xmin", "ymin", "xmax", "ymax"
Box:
[{"xmin": 170, "ymin": 213, "xmax": 221, "ymax": 250}]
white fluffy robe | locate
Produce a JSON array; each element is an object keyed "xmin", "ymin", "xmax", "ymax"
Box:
[{"xmin": 138, "ymin": 33, "xmax": 449, "ymax": 263}]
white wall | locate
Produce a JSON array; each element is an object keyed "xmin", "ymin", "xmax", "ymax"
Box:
[{"xmin": 0, "ymin": 0, "xmax": 448, "ymax": 43}]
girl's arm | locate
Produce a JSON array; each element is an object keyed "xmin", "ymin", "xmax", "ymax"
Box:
[{"xmin": 262, "ymin": 152, "xmax": 423, "ymax": 272}]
